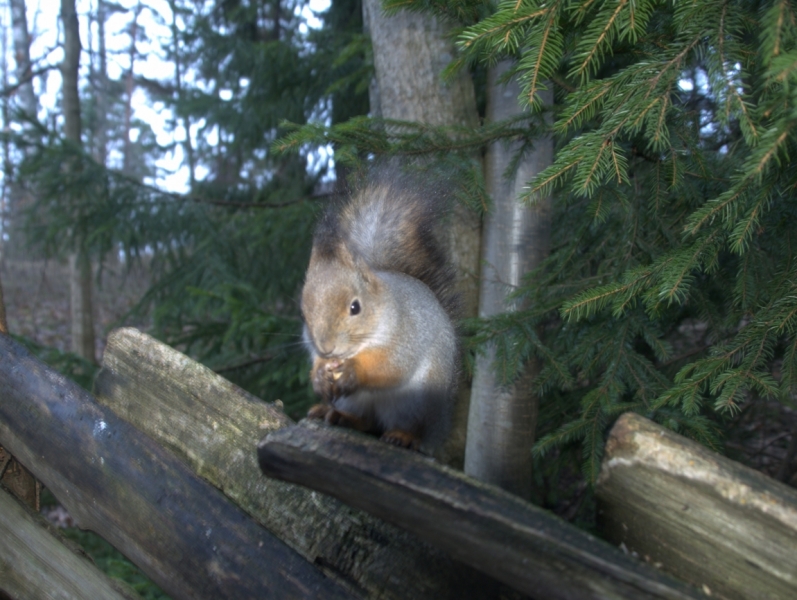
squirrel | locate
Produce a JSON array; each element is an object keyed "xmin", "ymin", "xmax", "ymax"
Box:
[{"xmin": 300, "ymin": 170, "xmax": 459, "ymax": 451}]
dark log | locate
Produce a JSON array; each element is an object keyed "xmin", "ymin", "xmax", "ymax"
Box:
[
  {"xmin": 258, "ymin": 419, "xmax": 705, "ymax": 600},
  {"xmin": 0, "ymin": 487, "xmax": 140, "ymax": 600},
  {"xmin": 0, "ymin": 333, "xmax": 351, "ymax": 600},
  {"xmin": 94, "ymin": 327, "xmax": 515, "ymax": 600},
  {"xmin": 597, "ymin": 412, "xmax": 797, "ymax": 600}
]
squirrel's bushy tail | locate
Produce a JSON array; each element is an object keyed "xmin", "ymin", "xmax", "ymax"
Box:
[{"xmin": 313, "ymin": 169, "xmax": 459, "ymax": 319}]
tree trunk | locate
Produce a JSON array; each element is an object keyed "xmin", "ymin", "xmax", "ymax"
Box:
[
  {"xmin": 464, "ymin": 63, "xmax": 553, "ymax": 499},
  {"xmin": 362, "ymin": 0, "xmax": 481, "ymax": 314},
  {"xmin": 9, "ymin": 0, "xmax": 37, "ymax": 117},
  {"xmin": 170, "ymin": 0, "xmax": 196, "ymax": 189},
  {"xmin": 122, "ymin": 5, "xmax": 141, "ymax": 175},
  {"xmin": 92, "ymin": 0, "xmax": 108, "ymax": 167},
  {"xmin": 5, "ymin": 0, "xmax": 38, "ymax": 261},
  {"xmin": 62, "ymin": 0, "xmax": 96, "ymax": 363},
  {"xmin": 362, "ymin": 0, "xmax": 481, "ymax": 466}
]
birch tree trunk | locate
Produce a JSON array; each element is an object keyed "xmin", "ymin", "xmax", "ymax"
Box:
[
  {"xmin": 62, "ymin": 0, "xmax": 96, "ymax": 363},
  {"xmin": 464, "ymin": 63, "xmax": 553, "ymax": 499},
  {"xmin": 362, "ymin": 0, "xmax": 481, "ymax": 464}
]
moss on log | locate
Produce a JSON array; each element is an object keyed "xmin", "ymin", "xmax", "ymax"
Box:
[
  {"xmin": 0, "ymin": 333, "xmax": 351, "ymax": 600},
  {"xmin": 258, "ymin": 419, "xmax": 705, "ymax": 600},
  {"xmin": 94, "ymin": 327, "xmax": 510, "ymax": 600}
]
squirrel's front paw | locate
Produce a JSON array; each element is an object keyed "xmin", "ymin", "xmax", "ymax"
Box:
[
  {"xmin": 311, "ymin": 357, "xmax": 357, "ymax": 401},
  {"xmin": 307, "ymin": 403, "xmax": 333, "ymax": 420}
]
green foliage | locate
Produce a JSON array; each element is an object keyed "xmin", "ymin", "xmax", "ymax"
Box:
[
  {"xmin": 35, "ymin": 488, "xmax": 170, "ymax": 599},
  {"xmin": 7, "ymin": 0, "xmax": 371, "ymax": 419},
  {"xmin": 314, "ymin": 0, "xmax": 795, "ymax": 485},
  {"xmin": 15, "ymin": 0, "xmax": 797, "ymax": 499},
  {"xmin": 445, "ymin": 0, "xmax": 797, "ymax": 481},
  {"xmin": 13, "ymin": 335, "xmax": 99, "ymax": 392},
  {"xmin": 59, "ymin": 528, "xmax": 170, "ymax": 599}
]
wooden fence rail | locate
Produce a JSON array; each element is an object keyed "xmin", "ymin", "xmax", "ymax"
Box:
[
  {"xmin": 2, "ymin": 327, "xmax": 796, "ymax": 600},
  {"xmin": 597, "ymin": 412, "xmax": 797, "ymax": 600},
  {"xmin": 0, "ymin": 332, "xmax": 350, "ymax": 599}
]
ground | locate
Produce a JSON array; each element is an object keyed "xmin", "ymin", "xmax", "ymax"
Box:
[
  {"xmin": 2, "ymin": 257, "xmax": 152, "ymax": 358},
  {"xmin": 1, "ymin": 257, "xmax": 168, "ymax": 599}
]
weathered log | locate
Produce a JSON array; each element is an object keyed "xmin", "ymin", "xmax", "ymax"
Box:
[
  {"xmin": 93, "ymin": 327, "xmax": 513, "ymax": 600},
  {"xmin": 596, "ymin": 412, "xmax": 797, "ymax": 600},
  {"xmin": 0, "ymin": 486, "xmax": 140, "ymax": 600},
  {"xmin": 258, "ymin": 419, "xmax": 705, "ymax": 600},
  {"xmin": 0, "ymin": 333, "xmax": 351, "ymax": 600}
]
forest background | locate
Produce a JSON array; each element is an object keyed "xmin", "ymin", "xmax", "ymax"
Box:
[{"xmin": 2, "ymin": 1, "xmax": 797, "ymax": 592}]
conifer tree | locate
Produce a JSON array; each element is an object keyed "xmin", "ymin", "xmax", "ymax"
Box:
[
  {"xmin": 281, "ymin": 0, "xmax": 797, "ymax": 498},
  {"xmin": 452, "ymin": 0, "xmax": 797, "ymax": 486}
]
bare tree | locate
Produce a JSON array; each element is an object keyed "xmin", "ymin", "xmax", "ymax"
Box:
[
  {"xmin": 62, "ymin": 0, "xmax": 96, "ymax": 362},
  {"xmin": 4, "ymin": 0, "xmax": 39, "ymax": 261},
  {"xmin": 169, "ymin": 0, "xmax": 195, "ymax": 188},
  {"xmin": 10, "ymin": 0, "xmax": 37, "ymax": 117},
  {"xmin": 122, "ymin": 4, "xmax": 142, "ymax": 175},
  {"xmin": 91, "ymin": 0, "xmax": 108, "ymax": 167}
]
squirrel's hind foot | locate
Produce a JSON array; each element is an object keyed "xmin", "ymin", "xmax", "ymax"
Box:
[
  {"xmin": 307, "ymin": 403, "xmax": 374, "ymax": 433},
  {"xmin": 380, "ymin": 429, "xmax": 421, "ymax": 451}
]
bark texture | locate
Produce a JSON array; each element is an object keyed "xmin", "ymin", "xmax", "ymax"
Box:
[
  {"xmin": 597, "ymin": 412, "xmax": 797, "ymax": 600},
  {"xmin": 362, "ymin": 0, "xmax": 482, "ymax": 466},
  {"xmin": 94, "ymin": 327, "xmax": 510, "ymax": 600},
  {"xmin": 259, "ymin": 419, "xmax": 704, "ymax": 600},
  {"xmin": 0, "ymin": 333, "xmax": 351, "ymax": 600},
  {"xmin": 465, "ymin": 64, "xmax": 553, "ymax": 498}
]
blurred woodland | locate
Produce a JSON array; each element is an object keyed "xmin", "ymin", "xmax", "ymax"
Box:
[{"xmin": 2, "ymin": 0, "xmax": 797, "ymax": 545}]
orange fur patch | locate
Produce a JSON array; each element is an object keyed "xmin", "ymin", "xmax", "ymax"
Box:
[{"xmin": 351, "ymin": 347, "xmax": 404, "ymax": 388}]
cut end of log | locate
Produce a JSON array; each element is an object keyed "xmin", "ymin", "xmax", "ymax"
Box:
[{"xmin": 597, "ymin": 412, "xmax": 797, "ymax": 600}]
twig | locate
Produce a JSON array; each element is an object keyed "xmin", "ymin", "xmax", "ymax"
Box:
[
  {"xmin": 0, "ymin": 65, "xmax": 57, "ymax": 99},
  {"xmin": 215, "ymin": 354, "xmax": 275, "ymax": 374}
]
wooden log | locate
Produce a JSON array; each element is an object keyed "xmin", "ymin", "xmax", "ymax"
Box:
[
  {"xmin": 596, "ymin": 412, "xmax": 797, "ymax": 600},
  {"xmin": 258, "ymin": 419, "xmax": 705, "ymax": 600},
  {"xmin": 0, "ymin": 333, "xmax": 351, "ymax": 600},
  {"xmin": 0, "ymin": 486, "xmax": 140, "ymax": 600},
  {"xmin": 93, "ymin": 327, "xmax": 513, "ymax": 600}
]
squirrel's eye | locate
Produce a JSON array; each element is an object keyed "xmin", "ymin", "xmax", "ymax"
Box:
[{"xmin": 350, "ymin": 300, "xmax": 361, "ymax": 315}]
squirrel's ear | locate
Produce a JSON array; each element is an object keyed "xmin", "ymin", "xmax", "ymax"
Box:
[{"xmin": 336, "ymin": 243, "xmax": 357, "ymax": 269}]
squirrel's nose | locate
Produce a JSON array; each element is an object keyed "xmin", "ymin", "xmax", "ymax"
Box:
[{"xmin": 315, "ymin": 342, "xmax": 335, "ymax": 357}]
